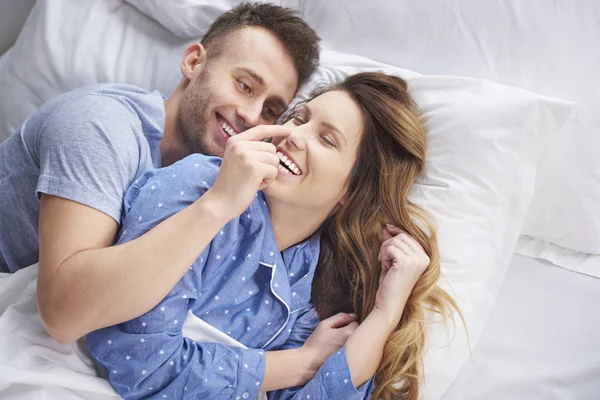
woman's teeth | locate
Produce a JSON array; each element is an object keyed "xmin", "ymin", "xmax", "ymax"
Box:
[
  {"xmin": 219, "ymin": 118, "xmax": 236, "ymax": 136},
  {"xmin": 276, "ymin": 151, "xmax": 301, "ymax": 175}
]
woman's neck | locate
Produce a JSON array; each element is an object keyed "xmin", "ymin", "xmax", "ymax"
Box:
[{"xmin": 267, "ymin": 200, "xmax": 327, "ymax": 252}]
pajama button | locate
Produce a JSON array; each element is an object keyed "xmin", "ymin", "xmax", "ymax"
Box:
[{"xmin": 242, "ymin": 392, "xmax": 250, "ymax": 399}]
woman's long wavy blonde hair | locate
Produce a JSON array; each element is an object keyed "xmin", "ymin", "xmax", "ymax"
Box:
[{"xmin": 307, "ymin": 72, "xmax": 462, "ymax": 400}]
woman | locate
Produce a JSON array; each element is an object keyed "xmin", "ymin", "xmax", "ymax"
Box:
[{"xmin": 87, "ymin": 72, "xmax": 460, "ymax": 400}]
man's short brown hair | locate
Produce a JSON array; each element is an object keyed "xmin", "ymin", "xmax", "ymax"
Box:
[{"xmin": 201, "ymin": 3, "xmax": 320, "ymax": 85}]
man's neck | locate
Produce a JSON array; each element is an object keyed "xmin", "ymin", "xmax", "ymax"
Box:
[{"xmin": 160, "ymin": 96, "xmax": 189, "ymax": 167}]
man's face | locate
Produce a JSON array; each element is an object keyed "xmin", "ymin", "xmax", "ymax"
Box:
[{"xmin": 178, "ymin": 27, "xmax": 299, "ymax": 157}]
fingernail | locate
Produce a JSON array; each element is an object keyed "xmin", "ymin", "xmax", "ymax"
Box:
[{"xmin": 348, "ymin": 313, "xmax": 357, "ymax": 317}]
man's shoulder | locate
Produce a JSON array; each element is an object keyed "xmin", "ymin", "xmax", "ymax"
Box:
[
  {"xmin": 26, "ymin": 83, "xmax": 164, "ymax": 153},
  {"xmin": 52, "ymin": 83, "xmax": 164, "ymax": 121}
]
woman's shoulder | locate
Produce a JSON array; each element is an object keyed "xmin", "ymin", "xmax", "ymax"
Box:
[
  {"xmin": 152, "ymin": 153, "xmax": 222, "ymax": 185},
  {"xmin": 172, "ymin": 153, "xmax": 222, "ymax": 173}
]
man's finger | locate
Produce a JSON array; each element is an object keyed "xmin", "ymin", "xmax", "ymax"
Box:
[
  {"xmin": 253, "ymin": 152, "xmax": 280, "ymax": 167},
  {"xmin": 259, "ymin": 178, "xmax": 274, "ymax": 190},
  {"xmin": 241, "ymin": 141, "xmax": 278, "ymax": 153},
  {"xmin": 254, "ymin": 164, "xmax": 279, "ymax": 185},
  {"xmin": 339, "ymin": 321, "xmax": 360, "ymax": 339},
  {"xmin": 236, "ymin": 125, "xmax": 292, "ymax": 142},
  {"xmin": 323, "ymin": 312, "xmax": 357, "ymax": 329}
]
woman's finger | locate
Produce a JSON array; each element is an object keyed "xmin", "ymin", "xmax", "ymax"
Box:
[
  {"xmin": 391, "ymin": 237, "xmax": 415, "ymax": 255},
  {"xmin": 385, "ymin": 224, "xmax": 404, "ymax": 236},
  {"xmin": 381, "ymin": 244, "xmax": 404, "ymax": 271},
  {"xmin": 386, "ymin": 225, "xmax": 423, "ymax": 254}
]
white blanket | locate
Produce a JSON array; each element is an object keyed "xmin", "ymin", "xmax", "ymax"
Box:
[{"xmin": 0, "ymin": 265, "xmax": 267, "ymax": 400}]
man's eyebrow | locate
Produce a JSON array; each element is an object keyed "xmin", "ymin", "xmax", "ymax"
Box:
[
  {"xmin": 238, "ymin": 67, "xmax": 289, "ymax": 112},
  {"xmin": 238, "ymin": 67, "xmax": 265, "ymax": 86}
]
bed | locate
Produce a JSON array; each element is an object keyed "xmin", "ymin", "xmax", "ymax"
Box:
[
  {"xmin": 0, "ymin": 1, "xmax": 598, "ymax": 399},
  {"xmin": 2, "ymin": 255, "xmax": 598, "ymax": 399}
]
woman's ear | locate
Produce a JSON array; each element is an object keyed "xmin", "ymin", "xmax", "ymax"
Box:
[
  {"xmin": 336, "ymin": 194, "xmax": 349, "ymax": 209},
  {"xmin": 180, "ymin": 43, "xmax": 208, "ymax": 81}
]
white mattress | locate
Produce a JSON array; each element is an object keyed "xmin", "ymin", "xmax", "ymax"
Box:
[{"xmin": 443, "ymin": 254, "xmax": 600, "ymax": 399}]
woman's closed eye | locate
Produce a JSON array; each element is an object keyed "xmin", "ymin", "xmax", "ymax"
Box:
[
  {"xmin": 320, "ymin": 134, "xmax": 336, "ymax": 148},
  {"xmin": 292, "ymin": 113, "xmax": 307, "ymax": 125}
]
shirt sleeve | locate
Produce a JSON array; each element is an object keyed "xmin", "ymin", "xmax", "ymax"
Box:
[
  {"xmin": 87, "ymin": 158, "xmax": 266, "ymax": 400},
  {"xmin": 268, "ymin": 306, "xmax": 375, "ymax": 400},
  {"xmin": 35, "ymin": 94, "xmax": 145, "ymax": 223}
]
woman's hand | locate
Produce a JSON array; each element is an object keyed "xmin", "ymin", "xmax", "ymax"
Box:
[
  {"xmin": 374, "ymin": 224, "xmax": 430, "ymax": 326},
  {"xmin": 205, "ymin": 125, "xmax": 291, "ymax": 220},
  {"xmin": 301, "ymin": 312, "xmax": 359, "ymax": 375}
]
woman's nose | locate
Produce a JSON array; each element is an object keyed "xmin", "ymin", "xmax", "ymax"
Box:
[{"xmin": 287, "ymin": 128, "xmax": 306, "ymax": 151}]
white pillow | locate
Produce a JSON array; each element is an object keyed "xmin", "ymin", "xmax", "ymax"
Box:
[
  {"xmin": 0, "ymin": 1, "xmax": 574, "ymax": 398},
  {"xmin": 281, "ymin": 0, "xmax": 600, "ymax": 257},
  {"xmin": 0, "ymin": 0, "xmax": 194, "ymax": 142},
  {"xmin": 123, "ymin": 0, "xmax": 280, "ymax": 38}
]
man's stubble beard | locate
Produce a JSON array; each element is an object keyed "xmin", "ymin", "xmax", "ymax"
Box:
[{"xmin": 178, "ymin": 66, "xmax": 220, "ymax": 157}]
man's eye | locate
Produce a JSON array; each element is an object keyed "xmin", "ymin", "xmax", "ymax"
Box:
[
  {"xmin": 238, "ymin": 81, "xmax": 251, "ymax": 93},
  {"xmin": 264, "ymin": 107, "xmax": 277, "ymax": 119}
]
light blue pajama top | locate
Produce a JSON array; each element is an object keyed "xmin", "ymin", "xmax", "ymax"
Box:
[{"xmin": 87, "ymin": 153, "xmax": 374, "ymax": 400}]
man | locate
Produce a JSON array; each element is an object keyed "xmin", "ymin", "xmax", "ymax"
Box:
[{"xmin": 0, "ymin": 3, "xmax": 320, "ymax": 344}]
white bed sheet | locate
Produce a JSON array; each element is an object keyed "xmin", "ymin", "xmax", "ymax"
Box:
[
  {"xmin": 442, "ymin": 254, "xmax": 600, "ymax": 399},
  {"xmin": 1, "ymin": 256, "xmax": 598, "ymax": 399}
]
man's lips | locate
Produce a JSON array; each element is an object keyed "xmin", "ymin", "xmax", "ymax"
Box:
[{"xmin": 216, "ymin": 114, "xmax": 241, "ymax": 137}]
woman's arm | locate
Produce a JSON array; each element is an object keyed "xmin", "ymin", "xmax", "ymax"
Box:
[
  {"xmin": 268, "ymin": 308, "xmax": 371, "ymax": 400},
  {"xmin": 344, "ymin": 288, "xmax": 411, "ymax": 387},
  {"xmin": 346, "ymin": 224, "xmax": 430, "ymax": 387},
  {"xmin": 262, "ymin": 308, "xmax": 358, "ymax": 392}
]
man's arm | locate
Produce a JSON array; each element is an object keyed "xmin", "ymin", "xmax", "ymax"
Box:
[
  {"xmin": 37, "ymin": 190, "xmax": 229, "ymax": 345},
  {"xmin": 36, "ymin": 111, "xmax": 289, "ymax": 345}
]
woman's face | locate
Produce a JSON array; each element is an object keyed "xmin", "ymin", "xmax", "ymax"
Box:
[{"xmin": 264, "ymin": 90, "xmax": 364, "ymax": 216}]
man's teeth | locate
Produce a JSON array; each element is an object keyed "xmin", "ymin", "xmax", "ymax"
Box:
[
  {"xmin": 219, "ymin": 119, "xmax": 236, "ymax": 136},
  {"xmin": 276, "ymin": 151, "xmax": 301, "ymax": 175}
]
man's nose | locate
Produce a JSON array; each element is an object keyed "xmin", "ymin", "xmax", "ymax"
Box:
[{"xmin": 236, "ymin": 101, "xmax": 263, "ymax": 128}]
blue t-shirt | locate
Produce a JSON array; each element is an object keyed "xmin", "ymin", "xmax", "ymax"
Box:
[{"xmin": 0, "ymin": 84, "xmax": 164, "ymax": 273}]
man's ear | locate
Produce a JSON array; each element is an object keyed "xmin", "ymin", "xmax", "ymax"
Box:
[{"xmin": 180, "ymin": 43, "xmax": 208, "ymax": 80}]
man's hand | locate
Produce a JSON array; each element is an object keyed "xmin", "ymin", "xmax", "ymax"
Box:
[
  {"xmin": 300, "ymin": 312, "xmax": 359, "ymax": 374},
  {"xmin": 207, "ymin": 125, "xmax": 291, "ymax": 220}
]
